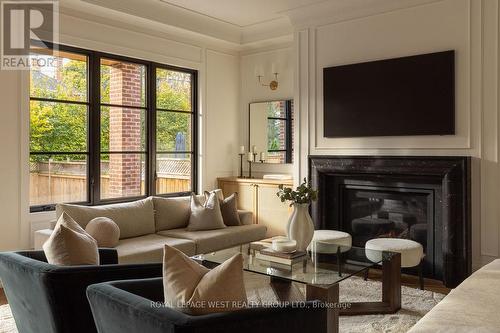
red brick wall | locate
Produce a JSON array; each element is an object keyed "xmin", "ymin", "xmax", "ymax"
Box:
[
  {"xmin": 108, "ymin": 62, "xmax": 143, "ymax": 197},
  {"xmin": 278, "ymin": 101, "xmax": 286, "ymax": 163}
]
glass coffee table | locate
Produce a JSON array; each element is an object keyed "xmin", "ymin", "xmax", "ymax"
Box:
[{"xmin": 194, "ymin": 242, "xmax": 401, "ymax": 333}]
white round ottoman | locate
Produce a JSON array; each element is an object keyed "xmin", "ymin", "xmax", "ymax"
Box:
[
  {"xmin": 365, "ymin": 238, "xmax": 425, "ymax": 289},
  {"xmin": 308, "ymin": 230, "xmax": 352, "ymax": 277},
  {"xmin": 308, "ymin": 230, "xmax": 352, "ymax": 254}
]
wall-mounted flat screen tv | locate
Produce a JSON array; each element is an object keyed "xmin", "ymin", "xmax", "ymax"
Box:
[{"xmin": 323, "ymin": 50, "xmax": 455, "ymax": 138}]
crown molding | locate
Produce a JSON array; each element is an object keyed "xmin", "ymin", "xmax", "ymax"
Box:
[
  {"xmin": 284, "ymin": 0, "xmax": 444, "ymax": 29},
  {"xmin": 68, "ymin": 0, "xmax": 294, "ymax": 50},
  {"xmin": 58, "ymin": 1, "xmax": 244, "ymax": 53},
  {"xmin": 59, "ymin": 0, "xmax": 443, "ymax": 52},
  {"xmin": 80, "ymin": 0, "xmax": 242, "ymax": 43}
]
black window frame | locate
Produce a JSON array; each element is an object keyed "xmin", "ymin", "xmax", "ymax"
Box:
[{"xmin": 29, "ymin": 42, "xmax": 198, "ymax": 212}]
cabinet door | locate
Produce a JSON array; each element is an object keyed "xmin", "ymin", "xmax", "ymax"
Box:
[
  {"xmin": 219, "ymin": 181, "xmax": 256, "ymax": 222},
  {"xmin": 256, "ymin": 184, "xmax": 292, "ymax": 237}
]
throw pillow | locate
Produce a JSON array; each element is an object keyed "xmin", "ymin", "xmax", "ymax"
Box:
[
  {"xmin": 43, "ymin": 212, "xmax": 99, "ymax": 266},
  {"xmin": 187, "ymin": 192, "xmax": 226, "ymax": 231},
  {"xmin": 204, "ymin": 190, "xmax": 241, "ymax": 226},
  {"xmin": 163, "ymin": 245, "xmax": 247, "ymax": 315},
  {"xmin": 85, "ymin": 217, "xmax": 120, "ymax": 247}
]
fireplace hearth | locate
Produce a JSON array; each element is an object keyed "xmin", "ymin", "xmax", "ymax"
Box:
[{"xmin": 309, "ymin": 156, "xmax": 471, "ymax": 288}]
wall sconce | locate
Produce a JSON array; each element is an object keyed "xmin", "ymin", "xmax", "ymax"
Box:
[{"xmin": 256, "ymin": 64, "xmax": 279, "ymax": 91}]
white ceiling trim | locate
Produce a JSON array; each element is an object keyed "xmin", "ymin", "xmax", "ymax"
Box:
[
  {"xmin": 58, "ymin": 3, "xmax": 241, "ymax": 52},
  {"xmin": 80, "ymin": 0, "xmax": 242, "ymax": 43},
  {"xmin": 284, "ymin": 0, "xmax": 444, "ymax": 29},
  {"xmin": 158, "ymin": 0, "xmax": 290, "ymax": 28},
  {"xmin": 60, "ymin": 0, "xmax": 446, "ymax": 51}
]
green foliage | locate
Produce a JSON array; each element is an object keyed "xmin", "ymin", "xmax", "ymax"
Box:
[
  {"xmin": 30, "ymin": 59, "xmax": 88, "ymax": 161},
  {"xmin": 267, "ymin": 119, "xmax": 281, "ymax": 150},
  {"xmin": 156, "ymin": 70, "xmax": 191, "ymax": 151},
  {"xmin": 266, "ymin": 102, "xmax": 285, "ymax": 151},
  {"xmin": 276, "ymin": 178, "xmax": 318, "ymax": 206},
  {"xmin": 30, "ymin": 58, "xmax": 192, "ymax": 161}
]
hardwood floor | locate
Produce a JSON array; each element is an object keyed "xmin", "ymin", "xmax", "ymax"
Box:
[{"xmin": 0, "ymin": 288, "xmax": 7, "ymax": 305}]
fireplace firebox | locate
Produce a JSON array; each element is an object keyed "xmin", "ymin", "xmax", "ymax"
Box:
[{"xmin": 309, "ymin": 156, "xmax": 471, "ymax": 288}]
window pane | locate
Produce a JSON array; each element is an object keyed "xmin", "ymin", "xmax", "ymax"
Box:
[
  {"xmin": 156, "ymin": 111, "xmax": 191, "ymax": 152},
  {"xmin": 268, "ymin": 119, "xmax": 287, "ymax": 150},
  {"xmin": 30, "ymin": 154, "xmax": 87, "ymax": 206},
  {"xmin": 267, "ymin": 101, "xmax": 287, "ymax": 118},
  {"xmin": 100, "ymin": 153, "xmax": 146, "ymax": 199},
  {"xmin": 30, "ymin": 101, "xmax": 87, "ymax": 152},
  {"xmin": 156, "ymin": 153, "xmax": 191, "ymax": 194},
  {"xmin": 101, "ymin": 106, "xmax": 146, "ymax": 152},
  {"xmin": 30, "ymin": 50, "xmax": 87, "ymax": 102},
  {"xmin": 156, "ymin": 68, "xmax": 192, "ymax": 111},
  {"xmin": 101, "ymin": 58, "xmax": 146, "ymax": 107},
  {"xmin": 266, "ymin": 151, "xmax": 286, "ymax": 164}
]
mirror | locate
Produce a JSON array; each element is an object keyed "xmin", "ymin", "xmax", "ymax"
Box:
[{"xmin": 249, "ymin": 100, "xmax": 293, "ymax": 164}]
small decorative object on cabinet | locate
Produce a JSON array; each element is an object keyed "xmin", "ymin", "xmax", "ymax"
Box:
[
  {"xmin": 277, "ymin": 178, "xmax": 318, "ymax": 251},
  {"xmin": 217, "ymin": 177, "xmax": 293, "ymax": 237}
]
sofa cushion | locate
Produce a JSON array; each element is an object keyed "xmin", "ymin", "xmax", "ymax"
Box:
[
  {"xmin": 219, "ymin": 193, "xmax": 241, "ymax": 226},
  {"xmin": 205, "ymin": 191, "xmax": 241, "ymax": 226},
  {"xmin": 163, "ymin": 245, "xmax": 247, "ymax": 315},
  {"xmin": 187, "ymin": 193, "xmax": 226, "ymax": 231},
  {"xmin": 116, "ymin": 234, "xmax": 195, "ymax": 264},
  {"xmin": 85, "ymin": 217, "xmax": 120, "ymax": 247},
  {"xmin": 56, "ymin": 197, "xmax": 155, "ymax": 239},
  {"xmin": 43, "ymin": 212, "xmax": 99, "ymax": 266},
  {"xmin": 157, "ymin": 224, "xmax": 267, "ymax": 254},
  {"xmin": 153, "ymin": 195, "xmax": 205, "ymax": 231}
]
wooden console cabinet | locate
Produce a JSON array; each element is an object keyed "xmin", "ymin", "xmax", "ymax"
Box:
[{"xmin": 217, "ymin": 177, "xmax": 293, "ymax": 237}]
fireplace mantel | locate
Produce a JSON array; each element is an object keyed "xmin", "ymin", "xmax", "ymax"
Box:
[{"xmin": 309, "ymin": 156, "xmax": 471, "ymax": 288}]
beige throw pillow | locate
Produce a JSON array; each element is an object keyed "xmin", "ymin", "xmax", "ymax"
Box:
[
  {"xmin": 85, "ymin": 217, "xmax": 120, "ymax": 247},
  {"xmin": 204, "ymin": 191, "xmax": 241, "ymax": 226},
  {"xmin": 187, "ymin": 193, "xmax": 226, "ymax": 231},
  {"xmin": 43, "ymin": 212, "xmax": 99, "ymax": 266},
  {"xmin": 163, "ymin": 245, "xmax": 247, "ymax": 315}
]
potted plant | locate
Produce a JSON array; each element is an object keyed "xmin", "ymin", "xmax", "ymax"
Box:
[{"xmin": 277, "ymin": 178, "xmax": 318, "ymax": 251}]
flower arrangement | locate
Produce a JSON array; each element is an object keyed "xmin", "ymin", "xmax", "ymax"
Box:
[{"xmin": 276, "ymin": 178, "xmax": 318, "ymax": 206}]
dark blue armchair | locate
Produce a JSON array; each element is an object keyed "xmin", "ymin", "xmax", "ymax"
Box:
[
  {"xmin": 86, "ymin": 277, "xmax": 327, "ymax": 333},
  {"xmin": 0, "ymin": 249, "xmax": 162, "ymax": 333}
]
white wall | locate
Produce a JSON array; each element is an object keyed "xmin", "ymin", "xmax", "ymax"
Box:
[
  {"xmin": 0, "ymin": 71, "xmax": 28, "ymax": 251},
  {"xmin": 294, "ymin": 0, "xmax": 498, "ymax": 269},
  {"xmin": 240, "ymin": 47, "xmax": 294, "ymax": 178},
  {"xmin": 204, "ymin": 50, "xmax": 240, "ymax": 188},
  {"xmin": 0, "ymin": 10, "xmax": 240, "ymax": 251}
]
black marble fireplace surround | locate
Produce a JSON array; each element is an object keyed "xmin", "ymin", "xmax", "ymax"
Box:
[{"xmin": 309, "ymin": 156, "xmax": 471, "ymax": 288}]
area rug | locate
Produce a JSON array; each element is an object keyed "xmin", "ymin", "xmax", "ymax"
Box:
[
  {"xmin": 0, "ymin": 275, "xmax": 444, "ymax": 333},
  {"xmin": 0, "ymin": 304, "xmax": 16, "ymax": 333},
  {"xmin": 244, "ymin": 273, "xmax": 445, "ymax": 333}
]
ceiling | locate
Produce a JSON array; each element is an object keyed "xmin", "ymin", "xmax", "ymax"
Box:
[
  {"xmin": 64, "ymin": 0, "xmax": 441, "ymax": 50},
  {"xmin": 158, "ymin": 0, "xmax": 329, "ymax": 27}
]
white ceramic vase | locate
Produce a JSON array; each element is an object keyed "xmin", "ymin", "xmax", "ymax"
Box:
[{"xmin": 286, "ymin": 203, "xmax": 315, "ymax": 251}]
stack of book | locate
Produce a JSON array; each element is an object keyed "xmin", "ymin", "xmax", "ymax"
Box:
[{"xmin": 255, "ymin": 248, "xmax": 307, "ymax": 265}]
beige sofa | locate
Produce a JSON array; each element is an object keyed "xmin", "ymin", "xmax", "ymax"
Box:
[
  {"xmin": 34, "ymin": 196, "xmax": 267, "ymax": 264},
  {"xmin": 409, "ymin": 259, "xmax": 500, "ymax": 332}
]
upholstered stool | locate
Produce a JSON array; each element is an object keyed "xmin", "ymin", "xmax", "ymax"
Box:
[
  {"xmin": 365, "ymin": 238, "xmax": 425, "ymax": 289},
  {"xmin": 308, "ymin": 230, "xmax": 352, "ymax": 253},
  {"xmin": 308, "ymin": 230, "xmax": 352, "ymax": 277}
]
